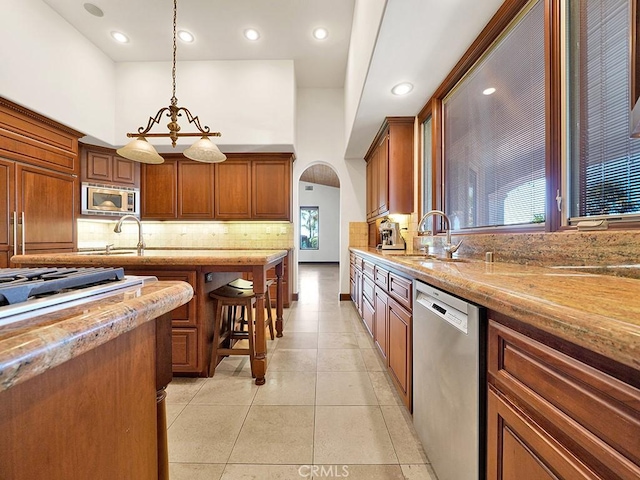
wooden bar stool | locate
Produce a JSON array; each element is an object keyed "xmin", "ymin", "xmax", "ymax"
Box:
[{"xmin": 208, "ymin": 279, "xmax": 275, "ymax": 377}]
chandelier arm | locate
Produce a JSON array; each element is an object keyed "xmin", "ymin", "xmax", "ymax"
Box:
[
  {"xmin": 134, "ymin": 107, "xmax": 172, "ymax": 135},
  {"xmin": 177, "ymin": 107, "xmax": 211, "ymax": 134}
]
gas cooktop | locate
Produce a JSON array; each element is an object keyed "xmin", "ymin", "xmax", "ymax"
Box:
[{"xmin": 0, "ymin": 267, "xmax": 153, "ymax": 325}]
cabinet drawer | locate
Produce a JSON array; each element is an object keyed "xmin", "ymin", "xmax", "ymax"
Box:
[
  {"xmin": 489, "ymin": 320, "xmax": 640, "ymax": 480},
  {"xmin": 362, "ymin": 274, "xmax": 375, "ymax": 304},
  {"xmin": 362, "ymin": 259, "xmax": 375, "ymax": 279},
  {"xmin": 374, "ymin": 265, "xmax": 389, "ymax": 290},
  {"xmin": 171, "ymin": 328, "xmax": 199, "ymax": 373},
  {"xmin": 389, "ymin": 272, "xmax": 412, "ymax": 311}
]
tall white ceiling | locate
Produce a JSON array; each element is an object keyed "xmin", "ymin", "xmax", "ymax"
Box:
[{"xmin": 40, "ymin": 0, "xmax": 505, "ymax": 158}]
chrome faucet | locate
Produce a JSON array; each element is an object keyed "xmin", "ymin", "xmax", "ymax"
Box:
[
  {"xmin": 113, "ymin": 215, "xmax": 145, "ymax": 254},
  {"xmin": 417, "ymin": 210, "xmax": 462, "ymax": 259}
]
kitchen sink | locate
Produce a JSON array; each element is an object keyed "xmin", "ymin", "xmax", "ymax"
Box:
[{"xmin": 396, "ymin": 255, "xmax": 471, "ymax": 263}]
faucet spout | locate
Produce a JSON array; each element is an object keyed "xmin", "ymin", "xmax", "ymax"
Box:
[
  {"xmin": 417, "ymin": 210, "xmax": 461, "ymax": 259},
  {"xmin": 114, "ymin": 215, "xmax": 145, "ymax": 254}
]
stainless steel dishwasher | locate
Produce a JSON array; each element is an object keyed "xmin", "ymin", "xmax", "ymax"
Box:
[{"xmin": 413, "ymin": 280, "xmax": 486, "ymax": 480}]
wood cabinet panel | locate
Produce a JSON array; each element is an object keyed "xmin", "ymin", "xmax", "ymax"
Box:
[
  {"xmin": 86, "ymin": 151, "xmax": 111, "ymax": 182},
  {"xmin": 0, "ymin": 159, "xmax": 14, "ymax": 249},
  {"xmin": 141, "ymin": 160, "xmax": 177, "ymax": 219},
  {"xmin": 178, "ymin": 161, "xmax": 214, "ymax": 219},
  {"xmin": 374, "ymin": 265, "xmax": 389, "ymax": 291},
  {"xmin": 171, "ymin": 328, "xmax": 199, "ymax": 372},
  {"xmin": 374, "ymin": 287, "xmax": 388, "ymax": 361},
  {"xmin": 362, "ymin": 295, "xmax": 375, "ymax": 337},
  {"xmin": 488, "ymin": 317, "xmax": 640, "ymax": 480},
  {"xmin": 252, "ymin": 159, "xmax": 291, "ymax": 220},
  {"xmin": 389, "ymin": 272, "xmax": 412, "ymax": 311},
  {"xmin": 17, "ymin": 163, "xmax": 75, "ymax": 251},
  {"xmin": 113, "ymin": 156, "xmax": 137, "ymax": 185},
  {"xmin": 365, "ymin": 117, "xmax": 414, "ymax": 221},
  {"xmin": 81, "ymin": 144, "xmax": 139, "ymax": 187},
  {"xmin": 388, "ymin": 296, "xmax": 411, "ymax": 409},
  {"xmin": 215, "ymin": 159, "xmax": 251, "ymax": 219},
  {"xmin": 487, "ymin": 386, "xmax": 595, "ymax": 480}
]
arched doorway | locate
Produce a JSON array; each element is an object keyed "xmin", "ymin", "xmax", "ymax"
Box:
[{"xmin": 297, "ymin": 164, "xmax": 341, "ymax": 263}]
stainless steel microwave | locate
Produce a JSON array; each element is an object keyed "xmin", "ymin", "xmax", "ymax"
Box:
[{"xmin": 81, "ymin": 183, "xmax": 140, "ymax": 217}]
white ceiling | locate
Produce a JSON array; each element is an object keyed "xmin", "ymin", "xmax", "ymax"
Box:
[{"xmin": 41, "ymin": 0, "xmax": 505, "ymax": 159}]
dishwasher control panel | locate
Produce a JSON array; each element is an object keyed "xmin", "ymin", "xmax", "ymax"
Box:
[{"xmin": 415, "ymin": 283, "xmax": 469, "ymax": 335}]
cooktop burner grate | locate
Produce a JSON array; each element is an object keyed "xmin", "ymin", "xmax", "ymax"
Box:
[{"xmin": 0, "ymin": 267, "xmax": 125, "ymax": 306}]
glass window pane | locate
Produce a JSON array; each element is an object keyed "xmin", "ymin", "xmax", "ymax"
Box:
[
  {"xmin": 568, "ymin": 0, "xmax": 640, "ymax": 219},
  {"xmin": 443, "ymin": 0, "xmax": 546, "ymax": 230},
  {"xmin": 300, "ymin": 207, "xmax": 319, "ymax": 250}
]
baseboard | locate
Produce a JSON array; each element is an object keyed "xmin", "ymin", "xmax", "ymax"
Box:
[
  {"xmin": 339, "ymin": 293, "xmax": 352, "ymax": 301},
  {"xmin": 298, "ymin": 261, "xmax": 339, "ymax": 265}
]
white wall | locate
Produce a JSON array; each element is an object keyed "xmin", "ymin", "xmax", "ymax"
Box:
[
  {"xmin": 115, "ymin": 60, "xmax": 296, "ymax": 151},
  {"xmin": 0, "ymin": 0, "xmax": 116, "ymax": 141},
  {"xmin": 294, "ymin": 88, "xmax": 366, "ymax": 297},
  {"xmin": 298, "ymin": 182, "xmax": 340, "ymax": 262},
  {"xmin": 344, "ymin": 0, "xmax": 387, "ymax": 155}
]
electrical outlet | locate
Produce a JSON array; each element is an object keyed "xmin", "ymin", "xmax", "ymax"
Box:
[
  {"xmin": 223, "ymin": 226, "xmax": 229, "ymax": 234},
  {"xmin": 204, "ymin": 273, "xmax": 213, "ymax": 282},
  {"xmin": 280, "ymin": 226, "xmax": 287, "ymax": 234},
  {"xmin": 266, "ymin": 227, "xmax": 271, "ymax": 234}
]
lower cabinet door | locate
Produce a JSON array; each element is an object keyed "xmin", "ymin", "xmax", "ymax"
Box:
[
  {"xmin": 171, "ymin": 328, "xmax": 199, "ymax": 373},
  {"xmin": 387, "ymin": 297, "xmax": 411, "ymax": 410},
  {"xmin": 374, "ymin": 287, "xmax": 388, "ymax": 361},
  {"xmin": 487, "ymin": 386, "xmax": 600, "ymax": 480},
  {"xmin": 362, "ymin": 296, "xmax": 375, "ymax": 338}
]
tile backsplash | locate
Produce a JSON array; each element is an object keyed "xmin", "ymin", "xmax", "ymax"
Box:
[{"xmin": 78, "ymin": 219, "xmax": 294, "ymax": 250}]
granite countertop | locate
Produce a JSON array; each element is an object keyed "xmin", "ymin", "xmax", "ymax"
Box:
[
  {"xmin": 11, "ymin": 249, "xmax": 288, "ymax": 267},
  {"xmin": 0, "ymin": 279, "xmax": 194, "ymax": 393},
  {"xmin": 350, "ymin": 247, "xmax": 640, "ymax": 372}
]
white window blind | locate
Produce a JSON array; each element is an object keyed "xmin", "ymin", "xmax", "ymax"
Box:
[
  {"xmin": 443, "ymin": 0, "xmax": 545, "ymax": 230},
  {"xmin": 569, "ymin": 0, "xmax": 640, "ymax": 220}
]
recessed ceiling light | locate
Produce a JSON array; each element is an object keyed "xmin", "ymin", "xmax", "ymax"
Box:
[
  {"xmin": 83, "ymin": 3, "xmax": 104, "ymax": 17},
  {"xmin": 483, "ymin": 87, "xmax": 496, "ymax": 95},
  {"xmin": 313, "ymin": 27, "xmax": 329, "ymax": 40},
  {"xmin": 244, "ymin": 28, "xmax": 260, "ymax": 41},
  {"xmin": 178, "ymin": 30, "xmax": 194, "ymax": 43},
  {"xmin": 391, "ymin": 82, "xmax": 413, "ymax": 96},
  {"xmin": 110, "ymin": 31, "xmax": 129, "ymax": 43}
]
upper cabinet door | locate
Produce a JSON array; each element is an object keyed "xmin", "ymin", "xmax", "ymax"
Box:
[
  {"xmin": 112, "ymin": 156, "xmax": 137, "ymax": 186},
  {"xmin": 252, "ymin": 159, "xmax": 291, "ymax": 220},
  {"xmin": 85, "ymin": 151, "xmax": 112, "ymax": 183},
  {"xmin": 141, "ymin": 160, "xmax": 178, "ymax": 219},
  {"xmin": 80, "ymin": 145, "xmax": 140, "ymax": 187},
  {"xmin": 178, "ymin": 161, "xmax": 214, "ymax": 219},
  {"xmin": 214, "ymin": 159, "xmax": 252, "ymax": 219}
]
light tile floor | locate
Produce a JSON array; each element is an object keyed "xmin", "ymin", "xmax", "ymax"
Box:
[{"xmin": 166, "ymin": 263, "xmax": 438, "ymax": 480}]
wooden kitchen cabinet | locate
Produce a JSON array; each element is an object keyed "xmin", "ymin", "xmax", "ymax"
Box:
[
  {"xmin": 365, "ymin": 117, "xmax": 414, "ymax": 221},
  {"xmin": 214, "ymin": 159, "xmax": 252, "ymax": 219},
  {"xmin": 374, "ymin": 286, "xmax": 388, "ymax": 361},
  {"xmin": 487, "ymin": 314, "xmax": 640, "ymax": 480},
  {"xmin": 80, "ymin": 144, "xmax": 139, "ymax": 187},
  {"xmin": 0, "ymin": 99, "xmax": 80, "ymax": 264},
  {"xmin": 141, "ymin": 159, "xmax": 178, "ymax": 219},
  {"xmin": 251, "ymin": 156, "xmax": 292, "ymax": 220},
  {"xmin": 387, "ymin": 295, "xmax": 412, "ymax": 409},
  {"xmin": 178, "ymin": 161, "xmax": 214, "ymax": 219},
  {"xmin": 142, "ymin": 153, "xmax": 293, "ymax": 221}
]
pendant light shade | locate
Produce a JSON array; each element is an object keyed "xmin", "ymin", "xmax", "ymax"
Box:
[
  {"xmin": 116, "ymin": 137, "xmax": 165, "ymax": 164},
  {"xmin": 183, "ymin": 136, "xmax": 227, "ymax": 163}
]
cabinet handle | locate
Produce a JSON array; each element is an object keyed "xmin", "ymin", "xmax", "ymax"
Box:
[
  {"xmin": 21, "ymin": 212, "xmax": 25, "ymax": 255},
  {"xmin": 12, "ymin": 212, "xmax": 17, "ymax": 257}
]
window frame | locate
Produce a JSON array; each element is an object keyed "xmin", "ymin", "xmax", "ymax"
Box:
[{"xmin": 417, "ymin": 0, "xmax": 640, "ymax": 234}]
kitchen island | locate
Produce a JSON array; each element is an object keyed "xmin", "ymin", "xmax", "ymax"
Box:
[
  {"xmin": 0, "ymin": 278, "xmax": 193, "ymax": 480},
  {"xmin": 11, "ymin": 249, "xmax": 288, "ymax": 383}
]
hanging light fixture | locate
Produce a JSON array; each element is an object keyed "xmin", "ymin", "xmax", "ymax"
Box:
[{"xmin": 117, "ymin": 0, "xmax": 226, "ymax": 164}]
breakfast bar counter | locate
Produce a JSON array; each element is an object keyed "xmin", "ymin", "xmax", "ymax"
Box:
[{"xmin": 11, "ymin": 249, "xmax": 289, "ymax": 384}]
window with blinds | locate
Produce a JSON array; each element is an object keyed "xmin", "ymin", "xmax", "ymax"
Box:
[
  {"xmin": 569, "ymin": 0, "xmax": 640, "ymax": 221},
  {"xmin": 443, "ymin": 0, "xmax": 545, "ymax": 230}
]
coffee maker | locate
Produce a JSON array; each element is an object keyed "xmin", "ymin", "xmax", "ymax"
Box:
[{"xmin": 379, "ymin": 218, "xmax": 406, "ymax": 250}]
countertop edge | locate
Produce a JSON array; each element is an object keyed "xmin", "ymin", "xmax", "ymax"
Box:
[
  {"xmin": 350, "ymin": 248, "xmax": 639, "ymax": 372},
  {"xmin": 0, "ymin": 281, "xmax": 194, "ymax": 393}
]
